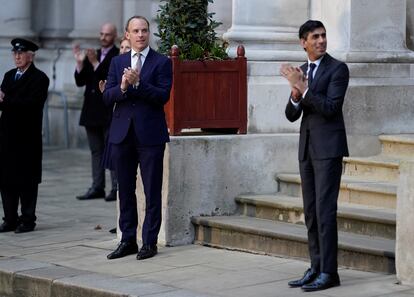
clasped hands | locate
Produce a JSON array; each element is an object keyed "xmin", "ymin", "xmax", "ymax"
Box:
[
  {"xmin": 280, "ymin": 64, "xmax": 308, "ymax": 102},
  {"xmin": 120, "ymin": 67, "xmax": 140, "ymax": 92}
]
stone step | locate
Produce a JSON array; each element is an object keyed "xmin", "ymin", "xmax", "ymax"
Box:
[
  {"xmin": 235, "ymin": 194, "xmax": 396, "ymax": 239},
  {"xmin": 277, "ymin": 173, "xmax": 396, "ymax": 209},
  {"xmin": 379, "ymin": 134, "xmax": 414, "ymax": 158},
  {"xmin": 343, "ymin": 155, "xmax": 399, "ymax": 182},
  {"xmin": 192, "ymin": 216, "xmax": 395, "ymax": 273}
]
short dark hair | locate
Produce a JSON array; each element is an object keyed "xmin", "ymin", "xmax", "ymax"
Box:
[
  {"xmin": 125, "ymin": 16, "xmax": 150, "ymax": 32},
  {"xmin": 299, "ymin": 20, "xmax": 325, "ymax": 40}
]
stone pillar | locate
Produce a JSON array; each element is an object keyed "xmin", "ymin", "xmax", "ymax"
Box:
[
  {"xmin": 34, "ymin": 0, "xmax": 74, "ymax": 39},
  {"xmin": 407, "ymin": 0, "xmax": 414, "ymax": 50},
  {"xmin": 0, "ymin": 0, "xmax": 35, "ymax": 86},
  {"xmin": 318, "ymin": 0, "xmax": 414, "ymax": 62},
  {"xmin": 69, "ymin": 0, "xmax": 123, "ymax": 41},
  {"xmin": 223, "ymin": 0, "xmax": 309, "ymax": 60},
  {"xmin": 0, "ymin": 0, "xmax": 34, "ymax": 38},
  {"xmin": 209, "ymin": 0, "xmax": 232, "ymax": 38},
  {"xmin": 396, "ymin": 161, "xmax": 414, "ymax": 285}
]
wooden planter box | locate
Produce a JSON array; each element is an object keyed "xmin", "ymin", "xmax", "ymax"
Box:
[{"xmin": 165, "ymin": 45, "xmax": 247, "ymax": 135}]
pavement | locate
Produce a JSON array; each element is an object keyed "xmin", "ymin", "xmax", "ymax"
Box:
[{"xmin": 0, "ymin": 148, "xmax": 413, "ymax": 297}]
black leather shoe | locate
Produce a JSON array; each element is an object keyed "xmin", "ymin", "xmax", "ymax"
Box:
[
  {"xmin": 105, "ymin": 189, "xmax": 117, "ymax": 202},
  {"xmin": 301, "ymin": 272, "xmax": 340, "ymax": 292},
  {"xmin": 109, "ymin": 227, "xmax": 117, "ymax": 234},
  {"xmin": 107, "ymin": 241, "xmax": 138, "ymax": 260},
  {"xmin": 136, "ymin": 244, "xmax": 157, "ymax": 260},
  {"xmin": 288, "ymin": 268, "xmax": 319, "ymax": 288},
  {"xmin": 76, "ymin": 188, "xmax": 105, "ymax": 200},
  {"xmin": 0, "ymin": 222, "xmax": 17, "ymax": 233},
  {"xmin": 14, "ymin": 223, "xmax": 35, "ymax": 233}
]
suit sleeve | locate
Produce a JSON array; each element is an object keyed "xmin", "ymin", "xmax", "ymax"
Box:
[
  {"xmin": 74, "ymin": 58, "xmax": 93, "ymax": 87},
  {"xmin": 285, "ymin": 95, "xmax": 303, "ymax": 122},
  {"xmin": 301, "ymin": 63, "xmax": 349, "ymax": 118},
  {"xmin": 102, "ymin": 58, "xmax": 124, "ymax": 107},
  {"xmin": 128, "ymin": 58, "xmax": 173, "ymax": 107}
]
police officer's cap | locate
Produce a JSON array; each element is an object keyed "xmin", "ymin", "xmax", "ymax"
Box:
[{"xmin": 11, "ymin": 38, "xmax": 39, "ymax": 52}]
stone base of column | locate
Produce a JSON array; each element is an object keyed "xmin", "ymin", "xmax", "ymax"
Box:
[{"xmin": 397, "ymin": 161, "xmax": 414, "ymax": 285}]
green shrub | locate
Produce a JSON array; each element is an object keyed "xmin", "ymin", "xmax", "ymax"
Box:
[{"xmin": 155, "ymin": 0, "xmax": 228, "ymax": 60}]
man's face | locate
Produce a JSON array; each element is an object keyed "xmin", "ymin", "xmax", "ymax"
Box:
[
  {"xmin": 13, "ymin": 51, "xmax": 33, "ymax": 70},
  {"xmin": 300, "ymin": 27, "xmax": 327, "ymax": 61},
  {"xmin": 126, "ymin": 18, "xmax": 150, "ymax": 52},
  {"xmin": 100, "ymin": 24, "xmax": 116, "ymax": 48}
]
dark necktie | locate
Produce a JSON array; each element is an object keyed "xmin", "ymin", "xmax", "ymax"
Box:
[
  {"xmin": 308, "ymin": 63, "xmax": 316, "ymax": 85},
  {"xmin": 15, "ymin": 70, "xmax": 22, "ymax": 81}
]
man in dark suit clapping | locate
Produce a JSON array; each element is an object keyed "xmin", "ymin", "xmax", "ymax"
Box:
[
  {"xmin": 0, "ymin": 38, "xmax": 49, "ymax": 233},
  {"xmin": 282, "ymin": 20, "xmax": 350, "ymax": 292},
  {"xmin": 103, "ymin": 16, "xmax": 172, "ymax": 260},
  {"xmin": 73, "ymin": 23, "xmax": 119, "ymax": 202}
]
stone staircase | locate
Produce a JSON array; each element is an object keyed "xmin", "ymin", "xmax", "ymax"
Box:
[{"xmin": 192, "ymin": 134, "xmax": 414, "ymax": 273}]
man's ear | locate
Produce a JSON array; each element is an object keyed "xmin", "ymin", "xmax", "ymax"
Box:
[{"xmin": 300, "ymin": 38, "xmax": 307, "ymax": 51}]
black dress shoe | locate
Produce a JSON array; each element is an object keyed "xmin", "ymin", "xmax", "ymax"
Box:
[
  {"xmin": 288, "ymin": 268, "xmax": 319, "ymax": 287},
  {"xmin": 109, "ymin": 227, "xmax": 117, "ymax": 234},
  {"xmin": 76, "ymin": 188, "xmax": 105, "ymax": 200},
  {"xmin": 14, "ymin": 223, "xmax": 35, "ymax": 233},
  {"xmin": 107, "ymin": 241, "xmax": 138, "ymax": 260},
  {"xmin": 136, "ymin": 244, "xmax": 157, "ymax": 260},
  {"xmin": 0, "ymin": 222, "xmax": 17, "ymax": 233},
  {"xmin": 301, "ymin": 272, "xmax": 340, "ymax": 292},
  {"xmin": 105, "ymin": 189, "xmax": 117, "ymax": 202}
]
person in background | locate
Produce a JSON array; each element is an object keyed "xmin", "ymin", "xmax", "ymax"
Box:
[
  {"xmin": 0, "ymin": 38, "xmax": 49, "ymax": 233},
  {"xmin": 73, "ymin": 23, "xmax": 119, "ymax": 202},
  {"xmin": 99, "ymin": 37, "xmax": 131, "ymax": 235},
  {"xmin": 282, "ymin": 20, "xmax": 349, "ymax": 292},
  {"xmin": 103, "ymin": 16, "xmax": 172, "ymax": 260}
]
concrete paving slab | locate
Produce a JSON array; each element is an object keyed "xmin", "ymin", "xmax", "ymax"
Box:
[{"xmin": 0, "ymin": 148, "xmax": 412, "ymax": 297}]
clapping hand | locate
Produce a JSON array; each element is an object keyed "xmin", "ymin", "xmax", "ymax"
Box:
[
  {"xmin": 280, "ymin": 63, "xmax": 307, "ymax": 101},
  {"xmin": 72, "ymin": 44, "xmax": 85, "ymax": 63},
  {"xmin": 85, "ymin": 48, "xmax": 98, "ymax": 67}
]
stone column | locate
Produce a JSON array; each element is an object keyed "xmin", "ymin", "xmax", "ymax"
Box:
[
  {"xmin": 209, "ymin": 0, "xmax": 232, "ymax": 38},
  {"xmin": 396, "ymin": 161, "xmax": 414, "ymax": 285},
  {"xmin": 406, "ymin": 0, "xmax": 414, "ymax": 50},
  {"xmin": 69, "ymin": 0, "xmax": 123, "ymax": 42},
  {"xmin": 318, "ymin": 0, "xmax": 414, "ymax": 62},
  {"xmin": 223, "ymin": 0, "xmax": 309, "ymax": 60},
  {"xmin": 0, "ymin": 0, "xmax": 34, "ymax": 38}
]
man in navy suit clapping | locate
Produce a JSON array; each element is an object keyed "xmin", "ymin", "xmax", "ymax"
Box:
[{"xmin": 103, "ymin": 16, "xmax": 172, "ymax": 260}]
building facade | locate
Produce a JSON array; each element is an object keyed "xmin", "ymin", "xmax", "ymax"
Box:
[{"xmin": 1, "ymin": 0, "xmax": 413, "ymax": 284}]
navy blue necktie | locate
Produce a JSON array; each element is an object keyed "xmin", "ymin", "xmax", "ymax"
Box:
[
  {"xmin": 15, "ymin": 71, "xmax": 22, "ymax": 81},
  {"xmin": 308, "ymin": 63, "xmax": 316, "ymax": 85}
]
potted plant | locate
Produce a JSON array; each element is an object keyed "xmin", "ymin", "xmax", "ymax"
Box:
[{"xmin": 156, "ymin": 0, "xmax": 247, "ymax": 135}]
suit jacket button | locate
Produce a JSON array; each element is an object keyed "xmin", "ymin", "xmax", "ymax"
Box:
[{"xmin": 91, "ymin": 89, "xmax": 95, "ymax": 94}]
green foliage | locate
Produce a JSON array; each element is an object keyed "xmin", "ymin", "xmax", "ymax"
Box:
[{"xmin": 155, "ymin": 0, "xmax": 229, "ymax": 60}]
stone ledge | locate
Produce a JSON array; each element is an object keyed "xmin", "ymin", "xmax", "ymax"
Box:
[{"xmin": 0, "ymin": 258, "xmax": 200, "ymax": 297}]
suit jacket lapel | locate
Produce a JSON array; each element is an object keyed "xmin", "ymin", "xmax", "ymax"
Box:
[
  {"xmin": 310, "ymin": 54, "xmax": 330, "ymax": 89},
  {"xmin": 140, "ymin": 48, "xmax": 154, "ymax": 81}
]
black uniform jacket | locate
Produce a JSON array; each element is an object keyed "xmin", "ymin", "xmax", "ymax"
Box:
[
  {"xmin": 0, "ymin": 63, "xmax": 49, "ymax": 186},
  {"xmin": 74, "ymin": 46, "xmax": 119, "ymax": 127}
]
